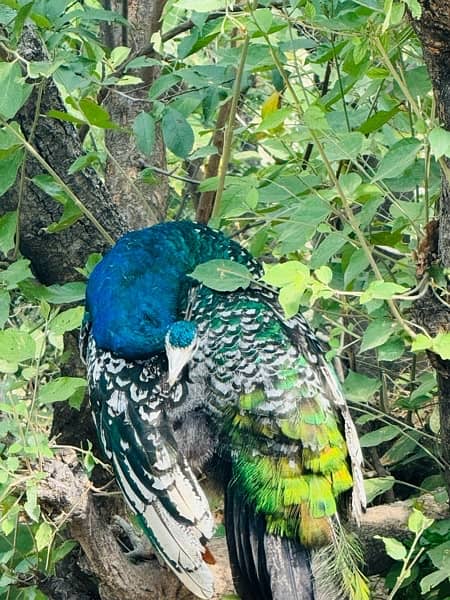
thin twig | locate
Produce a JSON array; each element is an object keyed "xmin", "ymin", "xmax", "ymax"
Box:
[
  {"xmin": 1, "ymin": 118, "xmax": 114, "ymax": 245},
  {"xmin": 212, "ymin": 31, "xmax": 250, "ymax": 218}
]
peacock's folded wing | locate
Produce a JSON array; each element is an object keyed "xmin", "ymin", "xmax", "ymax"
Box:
[
  {"xmin": 188, "ymin": 286, "xmax": 367, "ymax": 599},
  {"xmin": 84, "ymin": 331, "xmax": 215, "ymax": 600}
]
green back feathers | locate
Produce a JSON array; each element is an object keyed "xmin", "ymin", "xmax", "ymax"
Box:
[{"xmin": 232, "ymin": 388, "xmax": 353, "ymax": 547}]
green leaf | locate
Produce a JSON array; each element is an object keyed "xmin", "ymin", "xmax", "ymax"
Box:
[
  {"xmin": 109, "ymin": 46, "xmax": 131, "ymax": 68},
  {"xmin": 0, "ymin": 148, "xmax": 24, "ymax": 197},
  {"xmin": 429, "ymin": 127, "xmax": 450, "ymax": 159},
  {"xmin": 35, "ymin": 522, "xmax": 53, "ymax": 552},
  {"xmin": 360, "ymin": 281, "xmax": 407, "ymax": 303},
  {"xmin": 323, "ymin": 132, "xmax": 364, "ymax": 161},
  {"xmin": 0, "ymin": 62, "xmax": 32, "ymax": 119},
  {"xmin": 20, "ymin": 281, "xmax": 86, "ymax": 304},
  {"xmin": 343, "ymin": 370, "xmax": 380, "ymax": 402},
  {"xmin": 24, "ymin": 484, "xmax": 39, "ymax": 522},
  {"xmin": 275, "ymin": 199, "xmax": 332, "ymax": 254},
  {"xmin": 178, "ymin": 30, "xmax": 200, "ymax": 59},
  {"xmin": 0, "ymin": 259, "xmax": 32, "ymax": 289},
  {"xmin": 28, "ymin": 60, "xmax": 63, "ymax": 79},
  {"xmin": 47, "ymin": 109, "xmax": 85, "ymax": 125},
  {"xmin": 364, "ymin": 476, "xmax": 395, "ymax": 503},
  {"xmin": 344, "ymin": 249, "xmax": 370, "ymax": 288},
  {"xmin": 49, "ymin": 307, "xmax": 84, "ymax": 335},
  {"xmin": 310, "ymin": 233, "xmax": 347, "ymax": 269},
  {"xmin": 0, "ymin": 329, "xmax": 35, "ymax": 363},
  {"xmin": 279, "ymin": 280, "xmax": 306, "ymax": 318},
  {"xmin": 253, "ymin": 8, "xmax": 273, "ymax": 32},
  {"xmin": 358, "ymin": 107, "xmax": 399, "ymax": 134},
  {"xmin": 52, "ymin": 540, "xmax": 78, "ymax": 564},
  {"xmin": 382, "ymin": 430, "xmax": 422, "ymax": 463},
  {"xmin": 79, "ymin": 98, "xmax": 116, "ymax": 128},
  {"xmin": 420, "ymin": 569, "xmax": 450, "ymax": 595},
  {"xmin": 126, "ymin": 57, "xmax": 162, "ymax": 71},
  {"xmin": 68, "ymin": 152, "xmax": 102, "ymax": 174},
  {"xmin": 0, "ymin": 121, "xmax": 23, "ymax": 156},
  {"xmin": 408, "ymin": 508, "xmax": 433, "ymax": 534},
  {"xmin": 314, "ymin": 266, "xmax": 332, "ymax": 285},
  {"xmin": 403, "ymin": 0, "xmax": 421, "ymax": 19},
  {"xmin": 69, "ymin": 7, "xmax": 128, "ymax": 24},
  {"xmin": 219, "ymin": 185, "xmax": 259, "ymax": 218},
  {"xmin": 427, "ymin": 541, "xmax": 450, "ymax": 569},
  {"xmin": 38, "ymin": 377, "xmax": 87, "ymax": 404},
  {"xmin": 304, "ymin": 105, "xmax": 330, "ymax": 130},
  {"xmin": 360, "ymin": 319, "xmax": 394, "ymax": 353},
  {"xmin": 256, "ymin": 107, "xmax": 292, "ymax": 132},
  {"xmin": 190, "ymin": 144, "xmax": 218, "ymax": 160},
  {"xmin": 411, "ymin": 333, "xmax": 432, "ymax": 352},
  {"xmin": 133, "ymin": 112, "xmax": 156, "ymax": 157},
  {"xmin": 262, "ymin": 261, "xmax": 310, "ymax": 287},
  {"xmin": 373, "ymin": 138, "xmax": 422, "ymax": 181},
  {"xmin": 375, "ymin": 536, "xmax": 407, "ymax": 561},
  {"xmin": 32, "ymin": 174, "xmax": 83, "ymax": 232},
  {"xmin": 0, "ymin": 211, "xmax": 17, "ymax": 254},
  {"xmin": 377, "ymin": 337, "xmax": 405, "ymax": 362},
  {"xmin": 68, "ymin": 385, "xmax": 86, "ymax": 410},
  {"xmin": 162, "ymin": 108, "xmax": 194, "ymax": 158},
  {"xmin": 432, "ymin": 333, "xmax": 450, "ymax": 360},
  {"xmin": 339, "ymin": 173, "xmax": 362, "ymax": 198},
  {"xmin": 359, "ymin": 425, "xmax": 399, "ymax": 448},
  {"xmin": 190, "ymin": 259, "xmax": 253, "ymax": 292},
  {"xmin": 148, "ymin": 73, "xmax": 181, "ymax": 100}
]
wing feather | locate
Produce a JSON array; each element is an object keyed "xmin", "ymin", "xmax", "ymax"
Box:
[{"xmin": 85, "ymin": 334, "xmax": 214, "ymax": 599}]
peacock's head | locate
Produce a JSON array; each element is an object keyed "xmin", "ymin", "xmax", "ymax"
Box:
[{"xmin": 165, "ymin": 320, "xmax": 198, "ymax": 388}]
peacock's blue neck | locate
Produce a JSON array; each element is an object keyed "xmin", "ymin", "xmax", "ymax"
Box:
[{"xmin": 86, "ymin": 221, "xmax": 255, "ymax": 359}]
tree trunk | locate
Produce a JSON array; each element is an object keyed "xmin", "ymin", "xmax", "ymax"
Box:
[
  {"xmin": 102, "ymin": 0, "xmax": 169, "ymax": 228},
  {"xmin": 412, "ymin": 2, "xmax": 450, "ymax": 499}
]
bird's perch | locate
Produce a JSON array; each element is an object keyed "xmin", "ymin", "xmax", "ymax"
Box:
[{"xmin": 38, "ymin": 451, "xmax": 448, "ymax": 600}]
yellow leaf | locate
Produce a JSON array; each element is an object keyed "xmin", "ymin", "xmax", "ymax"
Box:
[{"xmin": 261, "ymin": 91, "xmax": 281, "ymax": 120}]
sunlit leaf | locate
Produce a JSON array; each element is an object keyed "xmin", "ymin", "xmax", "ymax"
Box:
[{"xmin": 190, "ymin": 260, "xmax": 253, "ymax": 292}]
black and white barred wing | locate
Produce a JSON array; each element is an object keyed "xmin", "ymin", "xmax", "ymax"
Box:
[{"xmin": 85, "ymin": 335, "xmax": 215, "ymax": 600}]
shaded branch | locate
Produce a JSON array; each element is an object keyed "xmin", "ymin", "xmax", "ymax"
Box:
[
  {"xmin": 39, "ymin": 454, "xmax": 233, "ymax": 600},
  {"xmin": 38, "ymin": 453, "xmax": 449, "ymax": 598}
]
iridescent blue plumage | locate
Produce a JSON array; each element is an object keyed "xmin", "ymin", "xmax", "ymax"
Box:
[
  {"xmin": 82, "ymin": 221, "xmax": 367, "ymax": 600},
  {"xmin": 86, "ymin": 221, "xmax": 257, "ymax": 358},
  {"xmin": 168, "ymin": 321, "xmax": 197, "ymax": 348}
]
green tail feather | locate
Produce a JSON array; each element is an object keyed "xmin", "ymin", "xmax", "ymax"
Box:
[{"xmin": 312, "ymin": 517, "xmax": 370, "ymax": 600}]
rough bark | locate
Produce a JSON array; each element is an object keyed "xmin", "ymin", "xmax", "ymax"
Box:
[
  {"xmin": 196, "ymin": 99, "xmax": 232, "ymax": 224},
  {"xmin": 411, "ymin": 2, "xmax": 450, "ymax": 499},
  {"xmin": 101, "ymin": 0, "xmax": 169, "ymax": 228},
  {"xmin": 1, "ymin": 29, "xmax": 127, "ymax": 286},
  {"xmin": 38, "ymin": 453, "xmax": 450, "ymax": 598}
]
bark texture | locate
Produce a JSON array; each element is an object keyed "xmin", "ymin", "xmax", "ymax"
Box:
[
  {"xmin": 412, "ymin": 1, "xmax": 450, "ymax": 498},
  {"xmin": 101, "ymin": 0, "xmax": 169, "ymax": 229},
  {"xmin": 1, "ymin": 29, "xmax": 127, "ymax": 286},
  {"xmin": 38, "ymin": 453, "xmax": 450, "ymax": 599}
]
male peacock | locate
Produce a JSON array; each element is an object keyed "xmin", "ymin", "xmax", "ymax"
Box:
[{"xmin": 81, "ymin": 221, "xmax": 368, "ymax": 600}]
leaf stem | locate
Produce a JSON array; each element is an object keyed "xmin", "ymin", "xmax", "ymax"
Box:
[
  {"xmin": 0, "ymin": 118, "xmax": 114, "ymax": 245},
  {"xmin": 212, "ymin": 30, "xmax": 250, "ymax": 219}
]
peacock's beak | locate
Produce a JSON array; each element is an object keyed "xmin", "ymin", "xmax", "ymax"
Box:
[{"xmin": 166, "ymin": 339, "xmax": 197, "ymax": 388}]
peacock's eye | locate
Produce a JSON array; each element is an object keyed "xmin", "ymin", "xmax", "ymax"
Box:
[{"xmin": 143, "ymin": 313, "xmax": 160, "ymax": 328}]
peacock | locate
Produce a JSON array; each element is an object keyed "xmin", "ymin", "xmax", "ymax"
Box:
[{"xmin": 81, "ymin": 220, "xmax": 368, "ymax": 600}]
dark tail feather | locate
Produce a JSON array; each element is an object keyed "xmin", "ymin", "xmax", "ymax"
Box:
[{"xmin": 225, "ymin": 483, "xmax": 315, "ymax": 600}]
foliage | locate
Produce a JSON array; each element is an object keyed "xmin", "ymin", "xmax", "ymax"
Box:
[
  {"xmin": 0, "ymin": 220, "xmax": 92, "ymax": 597},
  {"xmin": 0, "ymin": 0, "xmax": 449, "ymax": 597},
  {"xmin": 378, "ymin": 509, "xmax": 450, "ymax": 599}
]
